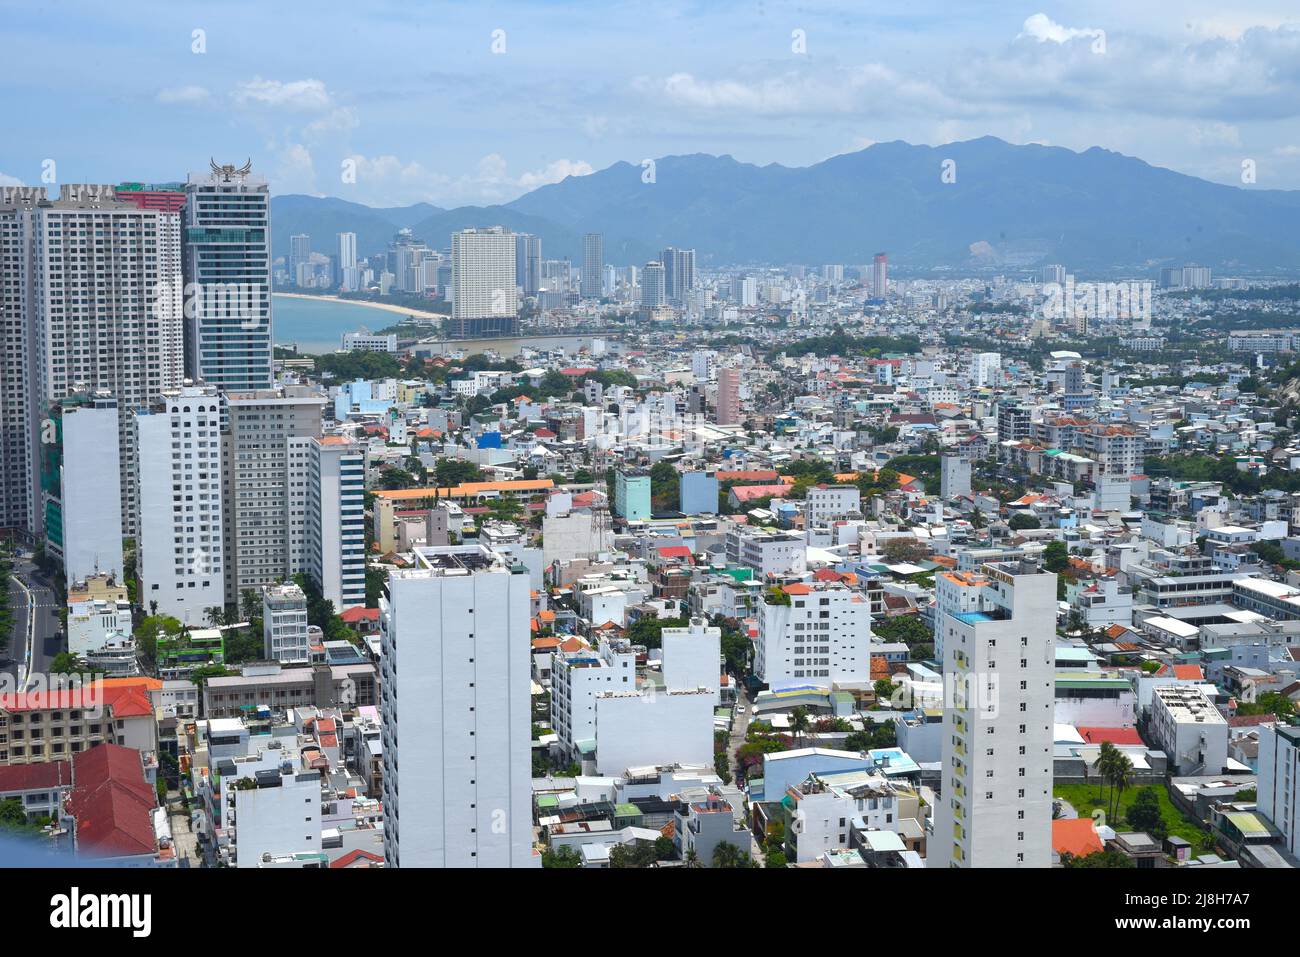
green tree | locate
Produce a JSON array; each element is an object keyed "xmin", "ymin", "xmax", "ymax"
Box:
[
  {"xmin": 1125, "ymin": 787, "xmax": 1168, "ymax": 841},
  {"xmin": 1043, "ymin": 540, "xmax": 1069, "ymax": 573}
]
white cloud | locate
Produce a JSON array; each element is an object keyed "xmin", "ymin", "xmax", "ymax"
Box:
[
  {"xmin": 233, "ymin": 78, "xmax": 333, "ymax": 111},
  {"xmin": 336, "ymin": 152, "xmax": 593, "ymax": 207},
  {"xmin": 305, "ymin": 106, "xmax": 360, "ymax": 137},
  {"xmin": 1191, "ymin": 122, "xmax": 1241, "ymax": 146},
  {"xmin": 0, "ymin": 172, "xmax": 24, "ymax": 187},
  {"xmin": 1018, "ymin": 13, "xmax": 1105, "ymax": 45},
  {"xmin": 157, "ymin": 85, "xmax": 210, "ymax": 105},
  {"xmin": 517, "ymin": 158, "xmax": 593, "ymax": 189}
]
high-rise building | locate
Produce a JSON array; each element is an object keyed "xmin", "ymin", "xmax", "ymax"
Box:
[
  {"xmin": 613, "ymin": 469, "xmax": 651, "ymax": 522},
  {"xmin": 219, "ymin": 388, "xmax": 327, "ymax": 606},
  {"xmin": 0, "ymin": 184, "xmax": 185, "ymax": 540},
  {"xmin": 40, "ymin": 393, "xmax": 124, "ymax": 584},
  {"xmin": 135, "ymin": 385, "xmax": 225, "ymax": 625},
  {"xmin": 660, "ymin": 247, "xmax": 696, "ymax": 305},
  {"xmin": 716, "ymin": 366, "xmax": 741, "ymax": 426},
  {"xmin": 641, "ymin": 261, "xmax": 666, "ymax": 307},
  {"xmin": 932, "ymin": 560, "xmax": 1056, "ymax": 868},
  {"xmin": 873, "ymin": 252, "xmax": 889, "ymax": 298},
  {"xmin": 289, "ymin": 234, "xmax": 311, "ymax": 286},
  {"xmin": 183, "ymin": 165, "xmax": 274, "ymax": 391},
  {"xmin": 1041, "ymin": 264, "xmax": 1066, "ymax": 286},
  {"xmin": 731, "ymin": 275, "xmax": 757, "ymax": 307},
  {"xmin": 582, "ymin": 232, "xmax": 604, "ymax": 300},
  {"xmin": 940, "ymin": 454, "xmax": 972, "ymax": 499},
  {"xmin": 450, "ymin": 227, "xmax": 517, "ymax": 338},
  {"xmin": 337, "ymin": 232, "xmax": 358, "ymax": 291},
  {"xmin": 0, "ymin": 186, "xmax": 49, "ymax": 536},
  {"xmin": 380, "ymin": 545, "xmax": 535, "ymax": 868},
  {"xmin": 514, "ymin": 233, "xmax": 541, "ymax": 297},
  {"xmin": 307, "ymin": 435, "xmax": 366, "ymax": 611}
]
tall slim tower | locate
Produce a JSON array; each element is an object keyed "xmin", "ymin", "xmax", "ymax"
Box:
[
  {"xmin": 337, "ymin": 232, "xmax": 358, "ymax": 291},
  {"xmin": 183, "ymin": 163, "xmax": 274, "ymax": 391},
  {"xmin": 0, "ymin": 186, "xmax": 44, "ymax": 536},
  {"xmin": 582, "ymin": 233, "xmax": 604, "ymax": 300},
  {"xmin": 932, "ymin": 560, "xmax": 1056, "ymax": 868},
  {"xmin": 716, "ymin": 366, "xmax": 741, "ymax": 426},
  {"xmin": 873, "ymin": 252, "xmax": 888, "ymax": 298},
  {"xmin": 289, "ymin": 233, "xmax": 311, "ymax": 286},
  {"xmin": 514, "ymin": 233, "xmax": 541, "ymax": 297},
  {"xmin": 381, "ymin": 545, "xmax": 535, "ymax": 867}
]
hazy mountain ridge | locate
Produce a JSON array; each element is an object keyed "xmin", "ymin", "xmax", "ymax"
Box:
[{"xmin": 271, "ymin": 138, "xmax": 1300, "ymax": 273}]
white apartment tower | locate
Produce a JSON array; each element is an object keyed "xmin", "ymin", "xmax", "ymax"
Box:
[
  {"xmin": 756, "ymin": 582, "xmax": 873, "ymax": 689},
  {"xmin": 380, "ymin": 545, "xmax": 535, "ymax": 868},
  {"xmin": 932, "ymin": 560, "xmax": 1056, "ymax": 868},
  {"xmin": 0, "ymin": 184, "xmax": 184, "ymax": 538},
  {"xmin": 581, "ymin": 232, "xmax": 604, "ymax": 300},
  {"xmin": 134, "ymin": 385, "xmax": 225, "ymax": 624},
  {"xmin": 450, "ymin": 227, "xmax": 517, "ymax": 336},
  {"xmin": 183, "ymin": 165, "xmax": 274, "ymax": 391},
  {"xmin": 43, "ymin": 394, "xmax": 124, "ymax": 585},
  {"xmin": 307, "ymin": 435, "xmax": 366, "ymax": 611}
]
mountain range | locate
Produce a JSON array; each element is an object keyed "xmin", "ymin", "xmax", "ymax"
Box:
[{"xmin": 270, "ymin": 137, "xmax": 1300, "ymax": 274}]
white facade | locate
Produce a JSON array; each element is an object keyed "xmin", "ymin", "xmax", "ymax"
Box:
[
  {"xmin": 135, "ymin": 386, "xmax": 225, "ymax": 625},
  {"xmin": 661, "ymin": 618, "xmax": 722, "ymax": 703},
  {"xmin": 932, "ymin": 561, "xmax": 1056, "ymax": 868},
  {"xmin": 1149, "ymin": 685, "xmax": 1228, "ymax": 775},
  {"xmin": 52, "ymin": 396, "xmax": 124, "ymax": 584},
  {"xmin": 451, "ymin": 227, "xmax": 517, "ymax": 321},
  {"xmin": 725, "ymin": 528, "xmax": 807, "ymax": 577},
  {"xmin": 67, "ymin": 596, "xmax": 133, "ymax": 658},
  {"xmin": 1257, "ymin": 724, "xmax": 1300, "ymax": 859},
  {"xmin": 755, "ymin": 583, "xmax": 873, "ymax": 689},
  {"xmin": 593, "ymin": 690, "xmax": 714, "ymax": 775},
  {"xmin": 262, "ymin": 583, "xmax": 310, "ymax": 664},
  {"xmin": 234, "ymin": 769, "xmax": 323, "ymax": 869},
  {"xmin": 380, "ymin": 546, "xmax": 534, "ymax": 868},
  {"xmin": 804, "ymin": 485, "xmax": 861, "ymax": 526},
  {"xmin": 308, "ymin": 436, "xmax": 366, "ymax": 611}
]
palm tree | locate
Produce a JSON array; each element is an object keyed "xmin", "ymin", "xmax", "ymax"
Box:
[
  {"xmin": 1108, "ymin": 753, "xmax": 1134, "ymax": 821},
  {"xmin": 1095, "ymin": 741, "xmax": 1120, "ymax": 810},
  {"xmin": 684, "ymin": 848, "xmax": 700, "ymax": 869},
  {"xmin": 790, "ymin": 707, "xmax": 811, "ymax": 749}
]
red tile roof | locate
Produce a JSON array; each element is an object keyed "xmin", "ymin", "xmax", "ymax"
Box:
[
  {"xmin": 340, "ymin": 606, "xmax": 380, "ymax": 623},
  {"xmin": 330, "ymin": 849, "xmax": 385, "ymax": 868},
  {"xmin": 66, "ymin": 744, "xmax": 157, "ymax": 859},
  {"xmin": 0, "ymin": 760, "xmax": 72, "ymax": 794}
]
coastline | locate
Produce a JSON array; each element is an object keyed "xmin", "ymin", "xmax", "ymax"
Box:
[{"xmin": 273, "ymin": 292, "xmax": 447, "ymax": 322}]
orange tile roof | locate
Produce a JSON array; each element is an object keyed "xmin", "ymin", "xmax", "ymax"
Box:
[
  {"xmin": 374, "ymin": 479, "xmax": 554, "ymax": 501},
  {"xmin": 1053, "ymin": 818, "xmax": 1103, "ymax": 858}
]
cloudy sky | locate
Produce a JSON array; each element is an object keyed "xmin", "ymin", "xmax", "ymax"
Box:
[{"xmin": 2, "ymin": 0, "xmax": 1298, "ymax": 206}]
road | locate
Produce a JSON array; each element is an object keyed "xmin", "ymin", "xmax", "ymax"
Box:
[
  {"xmin": 727, "ymin": 678, "xmax": 753, "ymax": 785},
  {"xmin": 2, "ymin": 555, "xmax": 60, "ymax": 690}
]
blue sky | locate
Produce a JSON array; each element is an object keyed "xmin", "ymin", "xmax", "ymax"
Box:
[{"xmin": 2, "ymin": 0, "xmax": 1299, "ymax": 206}]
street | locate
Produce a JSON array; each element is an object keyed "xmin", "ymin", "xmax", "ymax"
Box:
[{"xmin": 2, "ymin": 554, "xmax": 61, "ymax": 690}]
